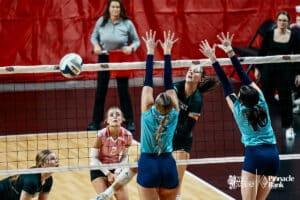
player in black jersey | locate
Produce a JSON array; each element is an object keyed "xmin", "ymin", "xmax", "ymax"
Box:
[
  {"xmin": 0, "ymin": 149, "xmax": 59, "ymax": 200},
  {"xmin": 172, "ymin": 62, "xmax": 217, "ymax": 200}
]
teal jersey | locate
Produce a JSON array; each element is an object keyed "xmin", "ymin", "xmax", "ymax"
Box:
[
  {"xmin": 233, "ymin": 92, "xmax": 276, "ymax": 146},
  {"xmin": 140, "ymin": 106, "xmax": 178, "ymax": 153}
]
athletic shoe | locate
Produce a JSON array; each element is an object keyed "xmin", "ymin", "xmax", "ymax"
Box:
[{"xmin": 94, "ymin": 193, "xmax": 109, "ymax": 200}]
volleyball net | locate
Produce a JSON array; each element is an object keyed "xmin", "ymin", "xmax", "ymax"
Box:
[{"xmin": 1, "ymin": 54, "xmax": 300, "ymax": 175}]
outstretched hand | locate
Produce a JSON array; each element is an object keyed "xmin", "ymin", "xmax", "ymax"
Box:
[
  {"xmin": 159, "ymin": 30, "xmax": 179, "ymax": 55},
  {"xmin": 142, "ymin": 30, "xmax": 159, "ymax": 55},
  {"xmin": 199, "ymin": 40, "xmax": 217, "ymax": 62},
  {"xmin": 216, "ymin": 32, "xmax": 234, "ymax": 53}
]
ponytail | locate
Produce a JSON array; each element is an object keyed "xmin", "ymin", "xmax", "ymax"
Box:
[
  {"xmin": 198, "ymin": 76, "xmax": 218, "ymax": 94},
  {"xmin": 243, "ymin": 105, "xmax": 268, "ymax": 131}
]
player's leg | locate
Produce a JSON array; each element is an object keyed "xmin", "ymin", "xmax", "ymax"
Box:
[
  {"xmin": 172, "ymin": 134, "xmax": 192, "ymax": 199},
  {"xmin": 90, "ymin": 170, "xmax": 109, "ymax": 194},
  {"xmin": 137, "ymin": 186, "xmax": 159, "ymax": 200},
  {"xmin": 256, "ymin": 145, "xmax": 279, "ymax": 200},
  {"xmin": 137, "ymin": 153, "xmax": 160, "ymax": 199},
  {"xmin": 158, "ymin": 188, "xmax": 178, "ymax": 200},
  {"xmin": 241, "ymin": 170, "xmax": 258, "ymax": 200},
  {"xmin": 256, "ymin": 175, "xmax": 275, "ymax": 200},
  {"xmin": 114, "ymin": 184, "xmax": 129, "ymax": 200},
  {"xmin": 159, "ymin": 153, "xmax": 179, "ymax": 200},
  {"xmin": 172, "ymin": 150, "xmax": 189, "ymax": 199},
  {"xmin": 93, "ymin": 167, "xmax": 137, "ymax": 200}
]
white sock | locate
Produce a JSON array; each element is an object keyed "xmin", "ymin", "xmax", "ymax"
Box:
[
  {"xmin": 103, "ymin": 186, "xmax": 114, "ymax": 198},
  {"xmin": 176, "ymin": 194, "xmax": 181, "ymax": 200}
]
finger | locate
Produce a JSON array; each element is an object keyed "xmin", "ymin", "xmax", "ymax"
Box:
[
  {"xmin": 226, "ymin": 32, "xmax": 229, "ymax": 39},
  {"xmin": 199, "ymin": 48, "xmax": 204, "ymax": 55},
  {"xmin": 212, "ymin": 44, "xmax": 217, "ymax": 50},
  {"xmin": 163, "ymin": 31, "xmax": 166, "ymax": 41},
  {"xmin": 142, "ymin": 36, "xmax": 147, "ymax": 43},
  {"xmin": 200, "ymin": 40, "xmax": 207, "ymax": 48},
  {"xmin": 153, "ymin": 31, "xmax": 156, "ymax": 40},
  {"xmin": 171, "ymin": 32, "xmax": 175, "ymax": 40},
  {"xmin": 204, "ymin": 39, "xmax": 210, "ymax": 48},
  {"xmin": 230, "ymin": 33, "xmax": 234, "ymax": 42},
  {"xmin": 216, "ymin": 34, "xmax": 222, "ymax": 43},
  {"xmin": 145, "ymin": 31, "xmax": 149, "ymax": 40},
  {"xmin": 220, "ymin": 32, "xmax": 224, "ymax": 40},
  {"xmin": 173, "ymin": 37, "xmax": 179, "ymax": 44}
]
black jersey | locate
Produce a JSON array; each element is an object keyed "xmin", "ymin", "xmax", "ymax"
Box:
[
  {"xmin": 0, "ymin": 173, "xmax": 53, "ymax": 200},
  {"xmin": 174, "ymin": 81, "xmax": 203, "ymax": 136}
]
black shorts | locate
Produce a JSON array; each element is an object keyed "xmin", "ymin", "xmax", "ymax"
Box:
[
  {"xmin": 172, "ymin": 133, "xmax": 193, "ymax": 153},
  {"xmin": 90, "ymin": 169, "xmax": 115, "ymax": 182}
]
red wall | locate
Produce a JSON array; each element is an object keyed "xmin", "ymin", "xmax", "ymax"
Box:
[{"xmin": 0, "ymin": 0, "xmax": 299, "ymax": 67}]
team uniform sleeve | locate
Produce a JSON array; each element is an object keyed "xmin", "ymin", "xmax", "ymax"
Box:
[
  {"xmin": 22, "ymin": 175, "xmax": 40, "ymax": 195},
  {"xmin": 41, "ymin": 176, "xmax": 53, "ymax": 193}
]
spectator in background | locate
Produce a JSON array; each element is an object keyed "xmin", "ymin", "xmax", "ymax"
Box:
[
  {"xmin": 88, "ymin": 0, "xmax": 140, "ymax": 135},
  {"xmin": 0, "ymin": 149, "xmax": 59, "ymax": 200},
  {"xmin": 254, "ymin": 11, "xmax": 299, "ymax": 139},
  {"xmin": 291, "ymin": 5, "xmax": 300, "ymax": 114}
]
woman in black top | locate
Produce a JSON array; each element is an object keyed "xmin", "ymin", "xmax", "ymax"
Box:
[
  {"xmin": 0, "ymin": 149, "xmax": 59, "ymax": 200},
  {"xmin": 255, "ymin": 11, "xmax": 299, "ymax": 139}
]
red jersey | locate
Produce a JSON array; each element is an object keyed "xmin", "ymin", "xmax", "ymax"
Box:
[{"xmin": 97, "ymin": 127, "xmax": 133, "ymax": 164}]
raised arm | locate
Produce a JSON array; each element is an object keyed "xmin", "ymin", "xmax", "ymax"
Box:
[
  {"xmin": 216, "ymin": 32, "xmax": 261, "ymax": 93},
  {"xmin": 159, "ymin": 31, "xmax": 179, "ymax": 111},
  {"xmin": 141, "ymin": 30, "xmax": 158, "ymax": 112},
  {"xmin": 199, "ymin": 39, "xmax": 235, "ymax": 111}
]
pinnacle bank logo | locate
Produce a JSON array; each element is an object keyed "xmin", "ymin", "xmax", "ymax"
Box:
[{"xmin": 227, "ymin": 174, "xmax": 295, "ymax": 190}]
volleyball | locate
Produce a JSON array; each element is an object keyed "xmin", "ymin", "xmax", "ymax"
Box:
[{"xmin": 59, "ymin": 53, "xmax": 83, "ymax": 78}]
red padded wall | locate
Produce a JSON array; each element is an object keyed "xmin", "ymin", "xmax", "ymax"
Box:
[{"xmin": 0, "ymin": 0, "xmax": 299, "ymax": 81}]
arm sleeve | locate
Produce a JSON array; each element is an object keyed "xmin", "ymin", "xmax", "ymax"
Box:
[
  {"xmin": 144, "ymin": 55, "xmax": 154, "ymax": 87},
  {"xmin": 212, "ymin": 61, "xmax": 233, "ymax": 97},
  {"xmin": 164, "ymin": 55, "xmax": 174, "ymax": 90},
  {"xmin": 42, "ymin": 177, "xmax": 53, "ymax": 193},
  {"xmin": 22, "ymin": 175, "xmax": 39, "ymax": 195},
  {"xmin": 230, "ymin": 56, "xmax": 252, "ymax": 85}
]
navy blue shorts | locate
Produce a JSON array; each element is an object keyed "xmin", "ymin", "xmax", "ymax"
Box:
[
  {"xmin": 243, "ymin": 144, "xmax": 280, "ymax": 176},
  {"xmin": 137, "ymin": 153, "xmax": 178, "ymax": 189}
]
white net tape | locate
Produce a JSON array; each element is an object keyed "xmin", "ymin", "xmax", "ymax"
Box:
[
  {"xmin": 0, "ymin": 54, "xmax": 300, "ymax": 74},
  {"xmin": 1, "ymin": 154, "xmax": 300, "ymax": 175}
]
